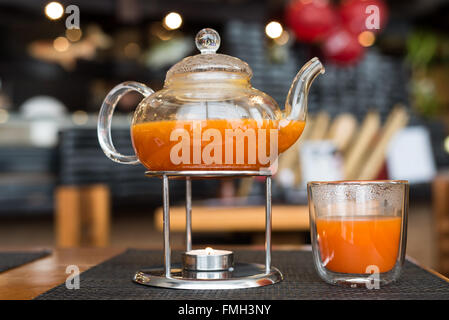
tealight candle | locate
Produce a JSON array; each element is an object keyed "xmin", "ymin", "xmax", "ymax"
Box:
[{"xmin": 182, "ymin": 247, "xmax": 234, "ymax": 271}]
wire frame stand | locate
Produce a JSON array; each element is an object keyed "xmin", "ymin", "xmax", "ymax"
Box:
[{"xmin": 133, "ymin": 170, "xmax": 283, "ymax": 290}]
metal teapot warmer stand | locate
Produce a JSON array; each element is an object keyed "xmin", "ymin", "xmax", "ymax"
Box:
[{"xmin": 133, "ymin": 170, "xmax": 283, "ymax": 290}]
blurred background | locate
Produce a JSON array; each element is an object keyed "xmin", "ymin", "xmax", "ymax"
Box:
[{"xmin": 1, "ymin": 0, "xmax": 449, "ymax": 275}]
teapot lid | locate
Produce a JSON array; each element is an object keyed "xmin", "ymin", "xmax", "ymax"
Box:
[{"xmin": 165, "ymin": 28, "xmax": 253, "ymax": 83}]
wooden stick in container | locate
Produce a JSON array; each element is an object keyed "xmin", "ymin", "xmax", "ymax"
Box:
[
  {"xmin": 357, "ymin": 105, "xmax": 409, "ymax": 180},
  {"xmin": 308, "ymin": 111, "xmax": 331, "ymax": 141},
  {"xmin": 344, "ymin": 111, "xmax": 380, "ymax": 180},
  {"xmin": 326, "ymin": 113, "xmax": 358, "ymax": 153}
]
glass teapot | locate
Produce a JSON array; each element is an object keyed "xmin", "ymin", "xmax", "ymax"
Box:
[{"xmin": 98, "ymin": 28, "xmax": 324, "ymax": 172}]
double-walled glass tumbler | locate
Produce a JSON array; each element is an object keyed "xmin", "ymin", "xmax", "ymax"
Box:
[{"xmin": 308, "ymin": 181, "xmax": 408, "ymax": 287}]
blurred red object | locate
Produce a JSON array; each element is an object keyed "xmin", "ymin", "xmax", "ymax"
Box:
[
  {"xmin": 339, "ymin": 0, "xmax": 388, "ymax": 35},
  {"xmin": 322, "ymin": 26, "xmax": 364, "ymax": 65},
  {"xmin": 286, "ymin": 0, "xmax": 337, "ymax": 43},
  {"xmin": 376, "ymin": 161, "xmax": 389, "ymax": 180}
]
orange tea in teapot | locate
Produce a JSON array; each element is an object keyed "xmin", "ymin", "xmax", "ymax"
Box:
[
  {"xmin": 131, "ymin": 119, "xmax": 305, "ymax": 171},
  {"xmin": 98, "ymin": 29, "xmax": 323, "ymax": 170}
]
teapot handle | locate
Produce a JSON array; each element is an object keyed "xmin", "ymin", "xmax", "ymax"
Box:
[{"xmin": 97, "ymin": 81, "xmax": 154, "ymax": 164}]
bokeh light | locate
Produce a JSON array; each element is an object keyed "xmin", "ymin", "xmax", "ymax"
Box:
[
  {"xmin": 265, "ymin": 21, "xmax": 283, "ymax": 39},
  {"xmin": 444, "ymin": 136, "xmax": 449, "ymax": 154},
  {"xmin": 358, "ymin": 31, "xmax": 376, "ymax": 47},
  {"xmin": 124, "ymin": 42, "xmax": 141, "ymax": 58},
  {"xmin": 45, "ymin": 2, "xmax": 64, "ymax": 20},
  {"xmin": 66, "ymin": 28, "xmax": 82, "ymax": 42},
  {"xmin": 53, "ymin": 37, "xmax": 70, "ymax": 52},
  {"xmin": 274, "ymin": 30, "xmax": 290, "ymax": 46},
  {"xmin": 72, "ymin": 110, "xmax": 88, "ymax": 125},
  {"xmin": 163, "ymin": 12, "xmax": 183, "ymax": 30}
]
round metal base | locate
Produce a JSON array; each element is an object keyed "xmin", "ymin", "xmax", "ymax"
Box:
[{"xmin": 133, "ymin": 263, "xmax": 283, "ymax": 290}]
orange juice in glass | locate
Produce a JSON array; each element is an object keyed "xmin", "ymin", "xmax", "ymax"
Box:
[{"xmin": 308, "ymin": 181, "xmax": 408, "ymax": 287}]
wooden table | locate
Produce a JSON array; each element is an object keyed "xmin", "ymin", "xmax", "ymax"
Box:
[
  {"xmin": 0, "ymin": 247, "xmax": 447, "ymax": 300},
  {"xmin": 0, "ymin": 247, "xmax": 124, "ymax": 300},
  {"xmin": 154, "ymin": 205, "xmax": 309, "ymax": 232}
]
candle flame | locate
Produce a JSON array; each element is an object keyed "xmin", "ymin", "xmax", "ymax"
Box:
[{"xmin": 205, "ymin": 247, "xmax": 214, "ymax": 255}]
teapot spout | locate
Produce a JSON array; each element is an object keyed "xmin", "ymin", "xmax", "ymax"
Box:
[{"xmin": 284, "ymin": 57, "xmax": 324, "ymax": 121}]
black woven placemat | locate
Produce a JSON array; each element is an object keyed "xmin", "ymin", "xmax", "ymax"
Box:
[
  {"xmin": 0, "ymin": 250, "xmax": 51, "ymax": 274},
  {"xmin": 36, "ymin": 249, "xmax": 449, "ymax": 300}
]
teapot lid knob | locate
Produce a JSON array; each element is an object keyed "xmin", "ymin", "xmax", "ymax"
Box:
[{"xmin": 195, "ymin": 28, "xmax": 220, "ymax": 54}]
